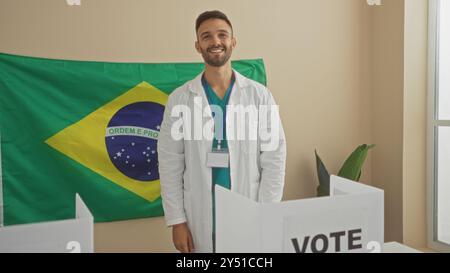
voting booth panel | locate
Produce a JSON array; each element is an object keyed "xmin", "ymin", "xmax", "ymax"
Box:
[
  {"xmin": 0, "ymin": 194, "xmax": 94, "ymax": 253},
  {"xmin": 216, "ymin": 176, "xmax": 384, "ymax": 253}
]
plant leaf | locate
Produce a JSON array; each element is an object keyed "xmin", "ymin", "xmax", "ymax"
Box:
[
  {"xmin": 356, "ymin": 171, "xmax": 362, "ymax": 181},
  {"xmin": 315, "ymin": 149, "xmax": 330, "ymax": 196},
  {"xmin": 337, "ymin": 144, "xmax": 375, "ymax": 181}
]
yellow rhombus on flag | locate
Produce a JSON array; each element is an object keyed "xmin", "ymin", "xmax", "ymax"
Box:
[{"xmin": 46, "ymin": 82, "xmax": 168, "ymax": 202}]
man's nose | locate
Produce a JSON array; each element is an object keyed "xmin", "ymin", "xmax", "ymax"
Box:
[{"xmin": 211, "ymin": 35, "xmax": 222, "ymax": 46}]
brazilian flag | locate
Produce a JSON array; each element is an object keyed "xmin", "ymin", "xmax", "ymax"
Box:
[{"xmin": 0, "ymin": 53, "xmax": 266, "ymax": 226}]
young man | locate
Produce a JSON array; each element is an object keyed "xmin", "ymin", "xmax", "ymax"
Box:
[{"xmin": 157, "ymin": 10, "xmax": 286, "ymax": 253}]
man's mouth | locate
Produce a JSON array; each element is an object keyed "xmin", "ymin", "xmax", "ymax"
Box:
[{"xmin": 208, "ymin": 48, "xmax": 225, "ymax": 53}]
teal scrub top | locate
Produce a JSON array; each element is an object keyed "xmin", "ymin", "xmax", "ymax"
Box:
[
  {"xmin": 201, "ymin": 75, "xmax": 234, "ymax": 190},
  {"xmin": 201, "ymin": 73, "xmax": 235, "ymax": 252}
]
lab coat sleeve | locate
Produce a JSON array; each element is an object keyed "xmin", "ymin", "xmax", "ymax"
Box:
[
  {"xmin": 157, "ymin": 93, "xmax": 187, "ymax": 226},
  {"xmin": 258, "ymin": 89, "xmax": 287, "ymax": 203}
]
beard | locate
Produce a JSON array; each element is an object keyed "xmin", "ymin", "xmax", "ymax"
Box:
[{"xmin": 200, "ymin": 44, "xmax": 233, "ymax": 67}]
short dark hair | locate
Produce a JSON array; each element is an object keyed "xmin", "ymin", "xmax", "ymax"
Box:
[{"xmin": 195, "ymin": 10, "xmax": 233, "ymax": 35}]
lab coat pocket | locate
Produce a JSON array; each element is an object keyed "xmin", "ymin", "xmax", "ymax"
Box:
[{"xmin": 183, "ymin": 189, "xmax": 193, "ymax": 221}]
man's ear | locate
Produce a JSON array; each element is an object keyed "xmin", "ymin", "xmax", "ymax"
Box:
[
  {"xmin": 231, "ymin": 37, "xmax": 237, "ymax": 49},
  {"xmin": 195, "ymin": 41, "xmax": 202, "ymax": 54}
]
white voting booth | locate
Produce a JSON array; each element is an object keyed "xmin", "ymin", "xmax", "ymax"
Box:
[
  {"xmin": 0, "ymin": 194, "xmax": 94, "ymax": 253},
  {"xmin": 216, "ymin": 175, "xmax": 384, "ymax": 253}
]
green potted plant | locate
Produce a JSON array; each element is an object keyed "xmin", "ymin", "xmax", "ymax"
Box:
[{"xmin": 315, "ymin": 144, "xmax": 375, "ymax": 197}]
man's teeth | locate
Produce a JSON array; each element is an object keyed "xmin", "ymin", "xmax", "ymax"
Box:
[{"xmin": 210, "ymin": 49, "xmax": 224, "ymax": 53}]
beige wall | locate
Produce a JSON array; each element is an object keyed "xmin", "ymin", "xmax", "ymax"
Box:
[
  {"xmin": 370, "ymin": 0, "xmax": 405, "ymax": 243},
  {"xmin": 403, "ymin": 0, "xmax": 428, "ymax": 248},
  {"xmin": 0, "ymin": 0, "xmax": 429, "ymax": 252},
  {"xmin": 370, "ymin": 0, "xmax": 429, "ymax": 247}
]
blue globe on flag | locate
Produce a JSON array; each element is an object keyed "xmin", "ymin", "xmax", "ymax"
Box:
[{"xmin": 105, "ymin": 101, "xmax": 164, "ymax": 182}]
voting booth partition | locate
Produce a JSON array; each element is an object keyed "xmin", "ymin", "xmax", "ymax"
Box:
[
  {"xmin": 216, "ymin": 175, "xmax": 384, "ymax": 253},
  {"xmin": 0, "ymin": 194, "xmax": 94, "ymax": 253}
]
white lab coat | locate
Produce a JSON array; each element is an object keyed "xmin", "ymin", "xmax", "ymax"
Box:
[{"xmin": 157, "ymin": 70, "xmax": 286, "ymax": 252}]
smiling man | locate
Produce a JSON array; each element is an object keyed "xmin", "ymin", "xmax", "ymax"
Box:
[{"xmin": 158, "ymin": 10, "xmax": 287, "ymax": 253}]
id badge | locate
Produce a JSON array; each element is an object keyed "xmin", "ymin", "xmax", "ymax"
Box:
[{"xmin": 206, "ymin": 148, "xmax": 229, "ymax": 168}]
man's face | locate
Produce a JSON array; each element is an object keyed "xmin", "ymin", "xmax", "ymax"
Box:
[{"xmin": 195, "ymin": 19, "xmax": 236, "ymax": 67}]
